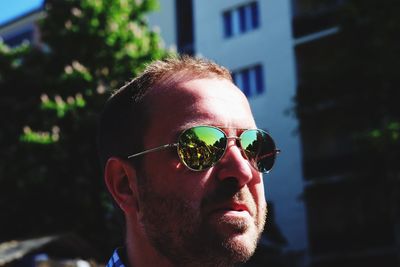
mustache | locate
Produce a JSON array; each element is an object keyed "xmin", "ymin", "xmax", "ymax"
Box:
[{"xmin": 202, "ymin": 177, "xmax": 247, "ymax": 207}]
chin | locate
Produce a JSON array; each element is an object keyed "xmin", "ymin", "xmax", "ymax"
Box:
[
  {"xmin": 229, "ymin": 227, "xmax": 258, "ymax": 252},
  {"xmin": 215, "ymin": 221, "xmax": 259, "ymax": 264}
]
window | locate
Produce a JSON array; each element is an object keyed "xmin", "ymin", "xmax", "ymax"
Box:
[
  {"xmin": 176, "ymin": 0, "xmax": 194, "ymax": 55},
  {"xmin": 223, "ymin": 2, "xmax": 260, "ymax": 38},
  {"xmin": 232, "ymin": 65, "xmax": 264, "ymax": 97},
  {"xmin": 3, "ymin": 26, "xmax": 35, "ymax": 47}
]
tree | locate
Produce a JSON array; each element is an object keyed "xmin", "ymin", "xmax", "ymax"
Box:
[{"xmin": 0, "ymin": 0, "xmax": 167, "ymax": 258}]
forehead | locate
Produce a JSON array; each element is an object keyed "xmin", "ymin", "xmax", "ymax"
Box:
[{"xmin": 145, "ymin": 78, "xmax": 256, "ymax": 142}]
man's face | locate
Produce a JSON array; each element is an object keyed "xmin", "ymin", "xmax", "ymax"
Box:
[{"xmin": 136, "ymin": 78, "xmax": 267, "ymax": 266}]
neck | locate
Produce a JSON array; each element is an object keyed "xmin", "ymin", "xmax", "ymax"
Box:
[{"xmin": 125, "ymin": 218, "xmax": 174, "ymax": 267}]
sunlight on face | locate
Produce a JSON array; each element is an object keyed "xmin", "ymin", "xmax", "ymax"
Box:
[{"xmin": 137, "ymin": 78, "xmax": 267, "ymax": 266}]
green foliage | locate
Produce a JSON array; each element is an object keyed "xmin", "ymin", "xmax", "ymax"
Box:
[
  {"xmin": 368, "ymin": 122, "xmax": 400, "ymax": 140},
  {"xmin": 39, "ymin": 93, "xmax": 86, "ymax": 118},
  {"xmin": 364, "ymin": 121, "xmax": 400, "ymax": 151},
  {"xmin": 20, "ymin": 126, "xmax": 60, "ymax": 144},
  {"xmin": 0, "ymin": 0, "xmax": 168, "ymax": 258}
]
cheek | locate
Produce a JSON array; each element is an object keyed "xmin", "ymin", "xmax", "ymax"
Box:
[
  {"xmin": 251, "ymin": 178, "xmax": 267, "ymax": 227},
  {"xmin": 171, "ymin": 172, "xmax": 211, "ymax": 205},
  {"xmin": 142, "ymin": 152, "xmax": 179, "ymax": 186},
  {"xmin": 250, "ymin": 174, "xmax": 266, "ymax": 204},
  {"xmin": 143, "ymin": 153, "xmax": 211, "ymax": 203}
]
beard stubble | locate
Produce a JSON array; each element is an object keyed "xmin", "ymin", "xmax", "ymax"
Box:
[{"xmin": 137, "ymin": 177, "xmax": 267, "ymax": 267}]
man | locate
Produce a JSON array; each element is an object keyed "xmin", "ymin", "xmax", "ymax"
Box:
[{"xmin": 98, "ymin": 56, "xmax": 279, "ymax": 267}]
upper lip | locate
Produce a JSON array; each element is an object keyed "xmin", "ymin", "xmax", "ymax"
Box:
[{"xmin": 211, "ymin": 201, "xmax": 251, "ymax": 216}]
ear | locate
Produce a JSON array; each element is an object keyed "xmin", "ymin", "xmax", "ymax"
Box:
[{"xmin": 104, "ymin": 157, "xmax": 140, "ymax": 215}]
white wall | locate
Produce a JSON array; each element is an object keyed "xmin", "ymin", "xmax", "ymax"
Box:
[{"xmin": 147, "ymin": 0, "xmax": 177, "ymax": 51}]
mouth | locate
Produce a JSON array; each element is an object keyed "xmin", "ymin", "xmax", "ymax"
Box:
[{"xmin": 211, "ymin": 202, "xmax": 251, "ymax": 216}]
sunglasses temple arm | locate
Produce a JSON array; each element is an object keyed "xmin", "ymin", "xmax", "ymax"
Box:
[
  {"xmin": 127, "ymin": 143, "xmax": 178, "ymax": 159},
  {"xmin": 258, "ymin": 149, "xmax": 281, "ymax": 160}
]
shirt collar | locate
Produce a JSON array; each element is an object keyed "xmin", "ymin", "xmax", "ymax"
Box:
[{"xmin": 106, "ymin": 248, "xmax": 127, "ymax": 267}]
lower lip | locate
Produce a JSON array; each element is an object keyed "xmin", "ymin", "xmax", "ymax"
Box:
[{"xmin": 213, "ymin": 209, "xmax": 251, "ymax": 218}]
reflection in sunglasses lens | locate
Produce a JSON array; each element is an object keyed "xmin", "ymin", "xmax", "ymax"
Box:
[
  {"xmin": 241, "ymin": 130, "xmax": 276, "ymax": 173},
  {"xmin": 178, "ymin": 126, "xmax": 226, "ymax": 170},
  {"xmin": 178, "ymin": 126, "xmax": 276, "ymax": 173}
]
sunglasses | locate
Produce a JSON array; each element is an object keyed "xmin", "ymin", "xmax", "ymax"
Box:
[{"xmin": 127, "ymin": 125, "xmax": 280, "ymax": 173}]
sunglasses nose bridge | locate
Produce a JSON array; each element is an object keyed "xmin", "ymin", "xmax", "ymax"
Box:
[
  {"xmin": 225, "ymin": 136, "xmax": 240, "ymax": 141},
  {"xmin": 225, "ymin": 135, "xmax": 243, "ymax": 148},
  {"xmin": 224, "ymin": 135, "xmax": 250, "ymax": 162}
]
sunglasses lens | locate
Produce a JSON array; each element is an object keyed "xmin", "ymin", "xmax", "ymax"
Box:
[
  {"xmin": 240, "ymin": 129, "xmax": 277, "ymax": 173},
  {"xmin": 177, "ymin": 126, "xmax": 227, "ymax": 171}
]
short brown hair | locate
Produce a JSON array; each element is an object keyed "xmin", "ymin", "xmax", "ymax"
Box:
[{"xmin": 97, "ymin": 56, "xmax": 232, "ymax": 171}]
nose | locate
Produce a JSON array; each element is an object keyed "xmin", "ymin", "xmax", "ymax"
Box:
[{"xmin": 215, "ymin": 139, "xmax": 254, "ymax": 188}]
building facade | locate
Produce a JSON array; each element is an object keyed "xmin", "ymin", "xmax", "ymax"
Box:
[
  {"xmin": 0, "ymin": 6, "xmax": 44, "ymax": 47},
  {"xmin": 293, "ymin": 1, "xmax": 400, "ymax": 267}
]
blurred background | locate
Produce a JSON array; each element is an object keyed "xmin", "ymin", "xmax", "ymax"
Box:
[{"xmin": 0, "ymin": 0, "xmax": 399, "ymax": 266}]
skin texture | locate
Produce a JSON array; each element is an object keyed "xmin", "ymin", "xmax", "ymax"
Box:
[{"xmin": 105, "ymin": 78, "xmax": 267, "ymax": 267}]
